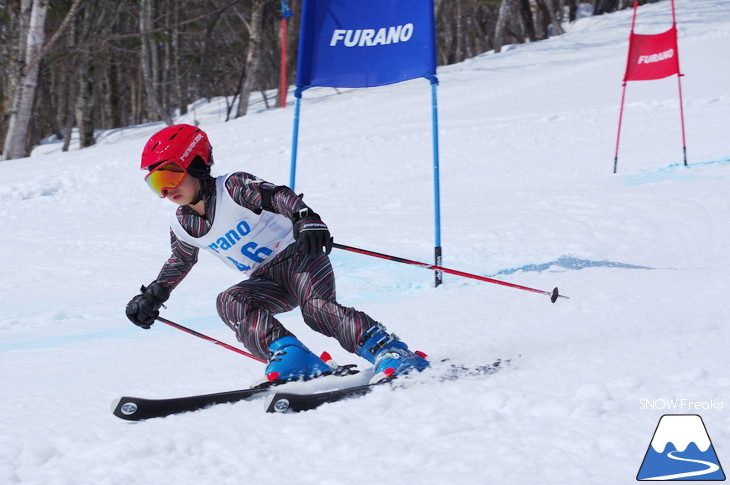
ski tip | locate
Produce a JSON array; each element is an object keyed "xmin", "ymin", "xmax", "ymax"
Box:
[
  {"xmin": 112, "ymin": 397, "xmax": 142, "ymax": 420},
  {"xmin": 265, "ymin": 394, "xmax": 292, "ymax": 413}
]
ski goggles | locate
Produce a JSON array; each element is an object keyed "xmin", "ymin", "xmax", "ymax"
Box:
[{"xmin": 144, "ymin": 161, "xmax": 187, "ymax": 197}]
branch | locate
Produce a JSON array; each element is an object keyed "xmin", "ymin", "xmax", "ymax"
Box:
[{"xmin": 24, "ymin": 0, "xmax": 85, "ymax": 74}]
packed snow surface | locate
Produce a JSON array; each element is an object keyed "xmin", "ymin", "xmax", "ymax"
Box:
[{"xmin": 1, "ymin": 1, "xmax": 729, "ymax": 483}]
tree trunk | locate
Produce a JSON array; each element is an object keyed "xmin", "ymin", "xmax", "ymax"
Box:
[
  {"xmin": 2, "ymin": 0, "xmax": 32, "ymax": 118},
  {"xmin": 493, "ymin": 0, "xmax": 514, "ymax": 54},
  {"xmin": 567, "ymin": 0, "xmax": 579, "ymax": 21},
  {"xmin": 140, "ymin": 0, "xmax": 173, "ymax": 125},
  {"xmin": 62, "ymin": 10, "xmax": 78, "ymax": 152},
  {"xmin": 39, "ymin": 75, "xmax": 62, "ymax": 140},
  {"xmin": 171, "ymin": 0, "xmax": 188, "ymax": 117},
  {"xmin": 2, "ymin": 0, "xmax": 49, "ymax": 160},
  {"xmin": 237, "ymin": 0, "xmax": 265, "ymax": 118},
  {"xmin": 535, "ymin": 0, "xmax": 565, "ymax": 36},
  {"xmin": 454, "ymin": 0, "xmax": 464, "ymax": 62},
  {"xmin": 595, "ymin": 0, "xmax": 621, "ymax": 15},
  {"xmin": 62, "ymin": 74, "xmax": 77, "ymax": 152},
  {"xmin": 518, "ymin": 0, "xmax": 536, "ymax": 41},
  {"xmin": 75, "ymin": 50, "xmax": 96, "ymax": 148}
]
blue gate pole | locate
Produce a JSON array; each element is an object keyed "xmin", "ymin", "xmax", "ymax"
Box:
[
  {"xmin": 427, "ymin": 75, "xmax": 443, "ymax": 287},
  {"xmin": 289, "ymin": 89, "xmax": 305, "ymax": 190}
]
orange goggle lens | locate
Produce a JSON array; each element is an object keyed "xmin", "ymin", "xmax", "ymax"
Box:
[{"xmin": 144, "ymin": 163, "xmax": 186, "ymax": 197}]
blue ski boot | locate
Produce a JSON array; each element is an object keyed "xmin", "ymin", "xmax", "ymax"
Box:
[
  {"xmin": 357, "ymin": 324, "xmax": 429, "ymax": 383},
  {"xmin": 265, "ymin": 336, "xmax": 332, "ymax": 383}
]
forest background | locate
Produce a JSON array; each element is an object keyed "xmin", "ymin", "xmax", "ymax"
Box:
[{"xmin": 0, "ymin": 0, "xmax": 658, "ymax": 160}]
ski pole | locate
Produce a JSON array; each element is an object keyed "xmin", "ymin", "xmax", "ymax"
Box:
[
  {"xmin": 332, "ymin": 242, "xmax": 569, "ymax": 303},
  {"xmin": 156, "ymin": 316, "xmax": 266, "ymax": 363}
]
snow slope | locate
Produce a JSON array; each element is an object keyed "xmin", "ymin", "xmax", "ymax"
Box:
[{"xmin": 1, "ymin": 1, "xmax": 729, "ymax": 483}]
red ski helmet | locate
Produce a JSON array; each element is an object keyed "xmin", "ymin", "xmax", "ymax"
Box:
[
  {"xmin": 140, "ymin": 124, "xmax": 213, "ymax": 172},
  {"xmin": 141, "ymin": 124, "xmax": 213, "ymax": 197}
]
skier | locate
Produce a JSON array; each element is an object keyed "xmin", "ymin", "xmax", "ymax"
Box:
[{"xmin": 125, "ymin": 124, "xmax": 429, "ymax": 384}]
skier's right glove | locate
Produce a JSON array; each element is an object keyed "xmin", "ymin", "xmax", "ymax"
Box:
[{"xmin": 125, "ymin": 282, "xmax": 170, "ymax": 329}]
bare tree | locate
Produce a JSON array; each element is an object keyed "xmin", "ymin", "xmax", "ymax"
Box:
[
  {"xmin": 169, "ymin": 0, "xmax": 188, "ymax": 117},
  {"xmin": 236, "ymin": 0, "xmax": 265, "ymax": 119},
  {"xmin": 2, "ymin": 0, "xmax": 33, "ymax": 125},
  {"xmin": 535, "ymin": 0, "xmax": 565, "ymax": 36},
  {"xmin": 0, "ymin": 0, "xmax": 648, "ymax": 158},
  {"xmin": 140, "ymin": 0, "xmax": 173, "ymax": 126},
  {"xmin": 493, "ymin": 0, "xmax": 515, "ymax": 54},
  {"xmin": 74, "ymin": 3, "xmax": 96, "ymax": 148},
  {"xmin": 2, "ymin": 0, "xmax": 48, "ymax": 160},
  {"xmin": 594, "ymin": 0, "xmax": 621, "ymax": 15},
  {"xmin": 517, "ymin": 0, "xmax": 536, "ymax": 41}
]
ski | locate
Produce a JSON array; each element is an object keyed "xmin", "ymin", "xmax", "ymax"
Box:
[
  {"xmin": 112, "ymin": 359, "xmax": 511, "ymax": 419},
  {"xmin": 112, "ymin": 386, "xmax": 271, "ymax": 421},
  {"xmin": 265, "ymin": 358, "xmax": 513, "ymax": 413},
  {"xmin": 112, "ymin": 362, "xmax": 360, "ymax": 421},
  {"xmin": 265, "ymin": 382, "xmax": 381, "ymax": 413}
]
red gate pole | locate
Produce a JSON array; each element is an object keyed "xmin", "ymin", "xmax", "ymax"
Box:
[
  {"xmin": 614, "ymin": 1, "xmax": 639, "ymax": 174},
  {"xmin": 280, "ymin": 15, "xmax": 287, "ymax": 108},
  {"xmin": 671, "ymin": 0, "xmax": 688, "ymax": 166},
  {"xmin": 613, "ymin": 82, "xmax": 629, "ymax": 174}
]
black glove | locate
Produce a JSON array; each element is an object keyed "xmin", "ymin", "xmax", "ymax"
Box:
[
  {"xmin": 125, "ymin": 282, "xmax": 170, "ymax": 329},
  {"xmin": 293, "ymin": 208, "xmax": 333, "ymax": 258}
]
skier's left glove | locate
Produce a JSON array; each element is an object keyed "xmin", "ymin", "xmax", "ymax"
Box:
[
  {"xmin": 126, "ymin": 282, "xmax": 170, "ymax": 329},
  {"xmin": 293, "ymin": 208, "xmax": 333, "ymax": 258}
]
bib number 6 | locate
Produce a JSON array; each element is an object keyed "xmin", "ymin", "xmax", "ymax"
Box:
[{"xmin": 241, "ymin": 241, "xmax": 272, "ymax": 263}]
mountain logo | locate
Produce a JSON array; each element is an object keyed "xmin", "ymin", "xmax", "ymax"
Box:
[{"xmin": 637, "ymin": 414, "xmax": 725, "ymax": 481}]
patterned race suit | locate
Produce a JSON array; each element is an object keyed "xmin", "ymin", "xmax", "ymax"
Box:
[{"xmin": 153, "ymin": 172, "xmax": 379, "ymax": 361}]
